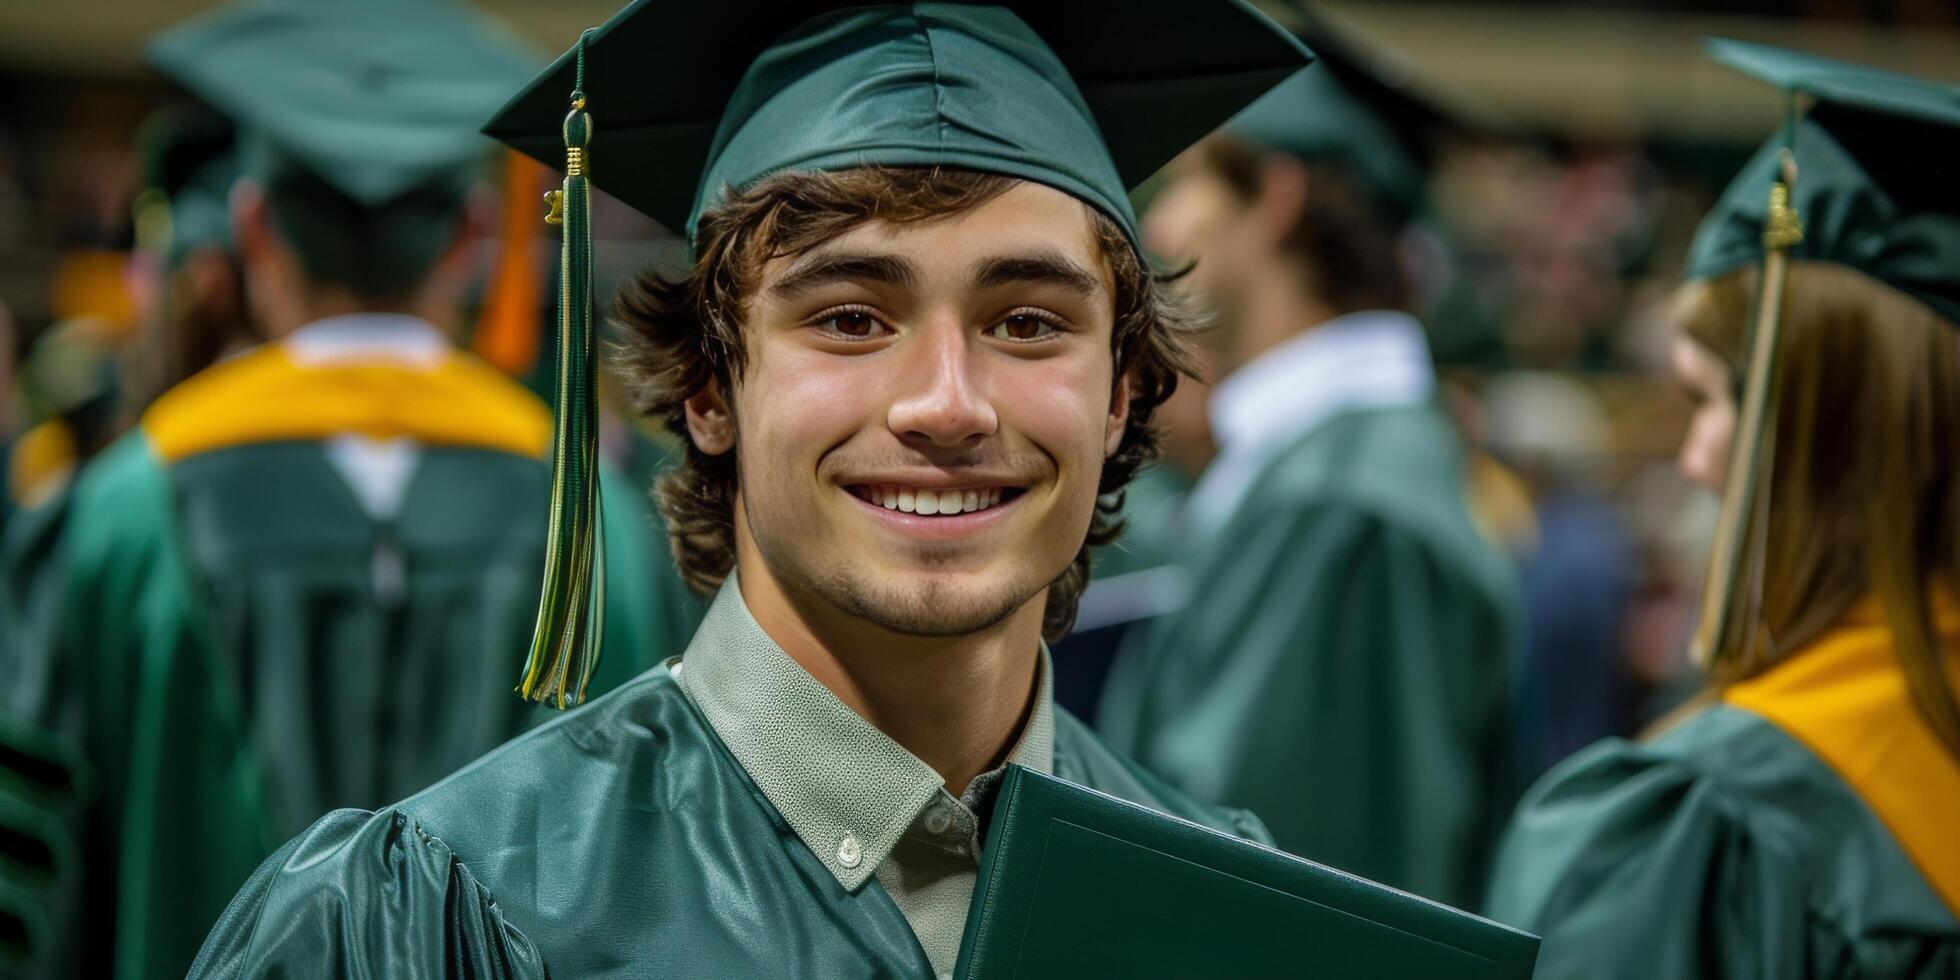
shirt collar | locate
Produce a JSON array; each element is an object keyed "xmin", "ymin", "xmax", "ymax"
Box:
[
  {"xmin": 282, "ymin": 313, "xmax": 449, "ymax": 368},
  {"xmin": 1208, "ymin": 309, "xmax": 1435, "ymax": 453},
  {"xmin": 676, "ymin": 573, "xmax": 1055, "ymax": 891},
  {"xmin": 1188, "ymin": 310, "xmax": 1435, "ymax": 533}
]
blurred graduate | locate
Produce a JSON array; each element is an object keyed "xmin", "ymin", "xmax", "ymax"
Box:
[
  {"xmin": 0, "ymin": 105, "xmax": 257, "ymax": 967},
  {"xmin": 186, "ymin": 2, "xmax": 1315, "ymax": 976},
  {"xmin": 1487, "ymin": 41, "xmax": 1960, "ymax": 977},
  {"xmin": 4, "ymin": 2, "xmax": 683, "ymax": 975},
  {"xmin": 1097, "ymin": 7, "xmax": 1522, "ymax": 910}
]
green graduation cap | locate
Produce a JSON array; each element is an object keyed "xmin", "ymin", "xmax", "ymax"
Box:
[
  {"xmin": 1684, "ymin": 39, "xmax": 1960, "ymax": 667},
  {"xmin": 487, "ymin": 1, "xmax": 1313, "ymax": 248},
  {"xmin": 133, "ymin": 104, "xmax": 238, "ymax": 269},
  {"xmin": 146, "ymin": 0, "xmax": 541, "ymax": 294},
  {"xmin": 1224, "ymin": 2, "xmax": 1452, "ymax": 222},
  {"xmin": 485, "ymin": 1, "xmax": 1314, "ymax": 706},
  {"xmin": 1684, "ymin": 38, "xmax": 1960, "ymax": 324}
]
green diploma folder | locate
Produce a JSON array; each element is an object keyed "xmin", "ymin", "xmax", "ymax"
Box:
[{"xmin": 955, "ymin": 766, "xmax": 1539, "ymax": 979}]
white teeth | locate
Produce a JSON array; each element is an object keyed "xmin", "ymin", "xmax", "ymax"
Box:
[{"xmin": 864, "ymin": 485, "xmax": 1011, "ymax": 516}]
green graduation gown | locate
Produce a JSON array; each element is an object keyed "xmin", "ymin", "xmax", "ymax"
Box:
[
  {"xmin": 1099, "ymin": 404, "xmax": 1521, "ymax": 909},
  {"xmin": 1486, "ymin": 603, "xmax": 1960, "ymax": 979},
  {"xmin": 188, "ymin": 664, "xmax": 1266, "ymax": 978},
  {"xmin": 9, "ymin": 331, "xmax": 674, "ymax": 979}
]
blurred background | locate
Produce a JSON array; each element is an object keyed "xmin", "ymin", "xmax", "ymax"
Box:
[{"xmin": 2, "ymin": 0, "xmax": 1957, "ymax": 784}]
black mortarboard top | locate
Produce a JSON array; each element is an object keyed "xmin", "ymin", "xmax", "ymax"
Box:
[
  {"xmin": 485, "ymin": 2, "xmax": 1314, "ymax": 708},
  {"xmin": 1684, "ymin": 38, "xmax": 1960, "ymax": 324}
]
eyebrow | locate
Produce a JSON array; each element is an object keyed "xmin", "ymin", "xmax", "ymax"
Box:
[
  {"xmin": 769, "ymin": 251, "xmax": 919, "ymax": 299},
  {"xmin": 975, "ymin": 250, "xmax": 1105, "ymax": 298}
]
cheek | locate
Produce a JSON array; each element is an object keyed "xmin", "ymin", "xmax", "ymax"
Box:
[
  {"xmin": 996, "ymin": 352, "xmax": 1114, "ymax": 474},
  {"xmin": 737, "ymin": 346, "xmax": 880, "ymax": 468}
]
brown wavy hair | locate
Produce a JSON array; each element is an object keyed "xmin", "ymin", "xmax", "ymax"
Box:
[
  {"xmin": 1673, "ymin": 260, "xmax": 1960, "ymax": 761},
  {"xmin": 614, "ymin": 167, "xmax": 1201, "ymax": 641}
]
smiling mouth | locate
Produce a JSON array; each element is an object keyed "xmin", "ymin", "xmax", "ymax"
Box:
[{"xmin": 846, "ymin": 484, "xmax": 1025, "ymax": 516}]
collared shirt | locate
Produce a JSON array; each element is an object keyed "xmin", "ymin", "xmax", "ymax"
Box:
[
  {"xmin": 283, "ymin": 312, "xmax": 449, "ymax": 367},
  {"xmin": 676, "ymin": 575, "xmax": 1055, "ymax": 979},
  {"xmin": 278, "ymin": 314, "xmax": 451, "ymax": 523},
  {"xmin": 1185, "ymin": 309, "xmax": 1436, "ymax": 536}
]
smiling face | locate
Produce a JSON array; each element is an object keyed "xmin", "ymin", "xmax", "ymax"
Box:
[{"xmin": 691, "ymin": 181, "xmax": 1129, "ymax": 638}]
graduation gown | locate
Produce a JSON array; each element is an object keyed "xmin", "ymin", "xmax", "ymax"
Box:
[
  {"xmin": 10, "ymin": 335, "xmax": 674, "ymax": 979},
  {"xmin": 189, "ymin": 665, "xmax": 1267, "ymax": 978},
  {"xmin": 1099, "ymin": 404, "xmax": 1521, "ymax": 909},
  {"xmin": 1486, "ymin": 602, "xmax": 1960, "ymax": 979}
]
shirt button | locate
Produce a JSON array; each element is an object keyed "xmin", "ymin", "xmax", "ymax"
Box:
[
  {"xmin": 924, "ymin": 803, "xmax": 953, "ymax": 835},
  {"xmin": 837, "ymin": 834, "xmax": 862, "ymax": 869}
]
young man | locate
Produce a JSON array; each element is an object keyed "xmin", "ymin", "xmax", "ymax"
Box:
[
  {"xmin": 1097, "ymin": 25, "xmax": 1521, "ymax": 910},
  {"xmin": 189, "ymin": 3, "xmax": 1309, "ymax": 977},
  {"xmin": 13, "ymin": 4, "xmax": 673, "ymax": 977}
]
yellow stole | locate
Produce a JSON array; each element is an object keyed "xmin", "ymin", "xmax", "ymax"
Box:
[
  {"xmin": 142, "ymin": 342, "xmax": 550, "ymax": 463},
  {"xmin": 1725, "ymin": 595, "xmax": 1960, "ymax": 917}
]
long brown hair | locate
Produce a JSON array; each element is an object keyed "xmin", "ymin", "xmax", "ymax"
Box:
[
  {"xmin": 614, "ymin": 166, "xmax": 1201, "ymax": 642},
  {"xmin": 1673, "ymin": 260, "xmax": 1960, "ymax": 761}
]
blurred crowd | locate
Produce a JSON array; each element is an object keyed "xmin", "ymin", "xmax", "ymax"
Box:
[
  {"xmin": 0, "ymin": 60, "xmax": 1734, "ymax": 780},
  {"xmin": 1, "ymin": 1, "xmax": 1958, "ymax": 974}
]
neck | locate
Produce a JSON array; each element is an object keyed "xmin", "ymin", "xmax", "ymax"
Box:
[
  {"xmin": 265, "ymin": 283, "xmax": 454, "ymax": 341},
  {"xmin": 734, "ymin": 536, "xmax": 1043, "ymax": 797},
  {"xmin": 1225, "ymin": 258, "xmax": 1337, "ymax": 374}
]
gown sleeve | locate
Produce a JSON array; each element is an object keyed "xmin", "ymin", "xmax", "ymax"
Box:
[
  {"xmin": 1484, "ymin": 734, "xmax": 1808, "ymax": 980},
  {"xmin": 189, "ymin": 807, "xmax": 548, "ymax": 980}
]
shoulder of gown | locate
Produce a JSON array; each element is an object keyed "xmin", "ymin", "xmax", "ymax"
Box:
[
  {"xmin": 187, "ymin": 805, "xmax": 548, "ymax": 980},
  {"xmin": 1486, "ymin": 704, "xmax": 1960, "ymax": 980},
  {"xmin": 1254, "ymin": 404, "xmax": 1509, "ymax": 585}
]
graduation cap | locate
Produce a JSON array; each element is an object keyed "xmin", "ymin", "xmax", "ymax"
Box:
[
  {"xmin": 486, "ymin": 1, "xmax": 1314, "ymax": 707},
  {"xmin": 1223, "ymin": 1, "xmax": 1462, "ymax": 223},
  {"xmin": 1685, "ymin": 39, "xmax": 1960, "ymax": 667},
  {"xmin": 133, "ymin": 104, "xmax": 238, "ymax": 269},
  {"xmin": 1684, "ymin": 38, "xmax": 1960, "ymax": 324},
  {"xmin": 145, "ymin": 0, "xmax": 542, "ymax": 293}
]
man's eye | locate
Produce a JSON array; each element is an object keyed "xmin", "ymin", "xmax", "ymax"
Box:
[
  {"xmin": 989, "ymin": 314, "xmax": 1059, "ymax": 342},
  {"xmin": 818, "ymin": 310, "xmax": 883, "ymax": 339}
]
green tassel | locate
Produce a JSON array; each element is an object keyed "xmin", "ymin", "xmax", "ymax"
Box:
[{"xmin": 519, "ymin": 32, "xmax": 604, "ymax": 709}]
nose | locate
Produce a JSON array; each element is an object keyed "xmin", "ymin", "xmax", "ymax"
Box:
[
  {"xmin": 1677, "ymin": 424, "xmax": 1727, "ymax": 495},
  {"xmin": 886, "ymin": 317, "xmax": 998, "ymax": 449}
]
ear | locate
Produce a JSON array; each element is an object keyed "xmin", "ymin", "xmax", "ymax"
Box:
[
  {"xmin": 684, "ymin": 380, "xmax": 736, "ymax": 455},
  {"xmin": 1252, "ymin": 152, "xmax": 1310, "ymax": 246},
  {"xmin": 1104, "ymin": 371, "xmax": 1134, "ymax": 458}
]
